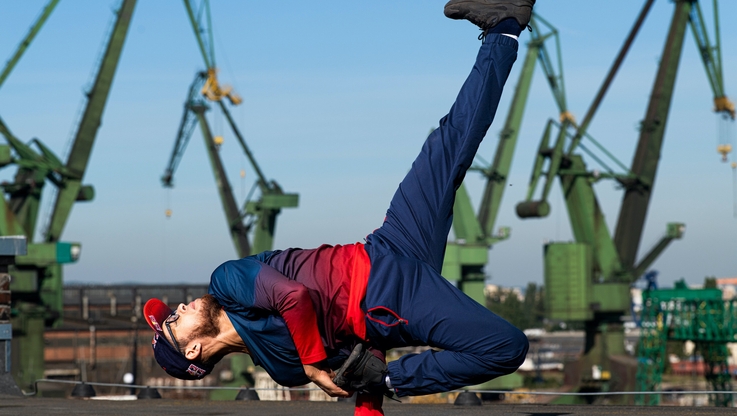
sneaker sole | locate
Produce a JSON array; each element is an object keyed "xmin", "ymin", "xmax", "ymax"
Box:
[
  {"xmin": 332, "ymin": 344, "xmax": 364, "ymax": 387},
  {"xmin": 445, "ymin": 0, "xmax": 534, "ymax": 28}
]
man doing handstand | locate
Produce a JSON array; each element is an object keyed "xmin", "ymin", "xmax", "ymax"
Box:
[{"xmin": 144, "ymin": 0, "xmax": 534, "ymax": 414}]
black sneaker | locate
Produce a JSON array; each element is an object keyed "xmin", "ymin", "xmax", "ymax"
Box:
[
  {"xmin": 444, "ymin": 0, "xmax": 535, "ymax": 31},
  {"xmin": 332, "ymin": 344, "xmax": 389, "ymax": 395}
]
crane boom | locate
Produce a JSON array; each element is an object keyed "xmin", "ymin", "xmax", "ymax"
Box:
[
  {"xmin": 614, "ymin": 0, "xmax": 692, "ymax": 269},
  {"xmin": 566, "ymin": 0, "xmax": 656, "ymax": 154},
  {"xmin": 0, "ymin": 0, "xmax": 60, "ymax": 91},
  {"xmin": 165, "ymin": 0, "xmax": 298, "ymax": 261},
  {"xmin": 161, "ymin": 72, "xmax": 207, "ymax": 187},
  {"xmin": 182, "ymin": 0, "xmax": 213, "ymax": 69},
  {"xmin": 689, "ymin": 1, "xmax": 735, "ymax": 119},
  {"xmin": 190, "ymin": 103, "xmax": 251, "ymax": 257},
  {"xmin": 45, "ymin": 0, "xmax": 137, "ymax": 242}
]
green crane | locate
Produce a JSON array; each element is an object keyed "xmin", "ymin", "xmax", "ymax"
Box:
[
  {"xmin": 0, "ymin": 0, "xmax": 137, "ymax": 391},
  {"xmin": 0, "ymin": 0, "xmax": 60, "ymax": 91},
  {"xmin": 442, "ymin": 14, "xmax": 571, "ymax": 305},
  {"xmin": 163, "ymin": 0, "xmax": 299, "ymax": 258},
  {"xmin": 515, "ymin": 0, "xmax": 733, "ymax": 401},
  {"xmin": 636, "ymin": 280, "xmax": 735, "ymax": 406},
  {"xmin": 162, "ymin": 1, "xmax": 298, "ymax": 398}
]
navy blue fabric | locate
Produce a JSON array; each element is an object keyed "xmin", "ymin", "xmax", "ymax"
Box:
[
  {"xmin": 209, "ymin": 258, "xmax": 309, "ymax": 386},
  {"xmin": 362, "ymin": 34, "xmax": 529, "ymax": 396}
]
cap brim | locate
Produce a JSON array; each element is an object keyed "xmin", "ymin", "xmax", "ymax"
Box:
[
  {"xmin": 144, "ymin": 298, "xmax": 174, "ymax": 335},
  {"xmin": 145, "ymin": 299, "xmax": 214, "ymax": 381}
]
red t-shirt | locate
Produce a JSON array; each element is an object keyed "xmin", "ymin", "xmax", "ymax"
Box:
[{"xmin": 258, "ymin": 243, "xmax": 371, "ymax": 364}]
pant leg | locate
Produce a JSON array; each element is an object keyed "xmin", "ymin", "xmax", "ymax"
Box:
[
  {"xmin": 371, "ymin": 34, "xmax": 518, "ymax": 272},
  {"xmin": 364, "ymin": 253, "xmax": 529, "ymax": 397}
]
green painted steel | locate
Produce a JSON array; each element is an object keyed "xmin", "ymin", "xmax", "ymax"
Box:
[
  {"xmin": 699, "ymin": 342, "xmax": 733, "ymax": 407},
  {"xmin": 45, "ymin": 0, "xmax": 138, "ymax": 243},
  {"xmin": 565, "ymin": 0, "xmax": 657, "ymax": 155},
  {"xmin": 613, "ymin": 1, "xmax": 692, "ymax": 269},
  {"xmin": 161, "ymin": 72, "xmax": 205, "ymax": 187},
  {"xmin": 558, "ymin": 154, "xmax": 624, "ymax": 282},
  {"xmin": 636, "ymin": 282, "xmax": 735, "ymax": 406},
  {"xmin": 0, "ymin": 0, "xmax": 138, "ymax": 392},
  {"xmin": 162, "ymin": 1, "xmax": 299, "ymax": 261},
  {"xmin": 544, "ymin": 243, "xmax": 591, "ymax": 321},
  {"xmin": 514, "ymin": 0, "xmax": 734, "ymax": 402},
  {"xmin": 0, "ymin": 0, "xmax": 60, "ymax": 91},
  {"xmin": 190, "ymin": 102, "xmax": 251, "ymax": 258},
  {"xmin": 182, "ymin": 0, "xmax": 213, "ymax": 70},
  {"xmin": 689, "ymin": 1, "xmax": 734, "ymax": 119}
]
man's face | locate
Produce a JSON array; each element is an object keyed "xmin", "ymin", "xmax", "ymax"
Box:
[{"xmin": 165, "ymin": 294, "xmax": 221, "ymax": 350}]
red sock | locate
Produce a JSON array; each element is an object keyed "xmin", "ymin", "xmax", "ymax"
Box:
[{"xmin": 354, "ymin": 393, "xmax": 384, "ymax": 416}]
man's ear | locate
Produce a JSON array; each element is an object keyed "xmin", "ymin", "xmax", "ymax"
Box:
[{"xmin": 184, "ymin": 341, "xmax": 202, "ymax": 361}]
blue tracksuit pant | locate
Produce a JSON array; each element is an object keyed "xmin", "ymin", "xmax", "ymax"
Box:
[{"xmin": 362, "ymin": 34, "xmax": 529, "ymax": 397}]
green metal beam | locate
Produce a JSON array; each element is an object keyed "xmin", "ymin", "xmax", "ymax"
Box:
[
  {"xmin": 45, "ymin": 0, "xmax": 137, "ymax": 242},
  {"xmin": 631, "ymin": 222, "xmax": 685, "ymax": 278},
  {"xmin": 182, "ymin": 0, "xmax": 213, "ymax": 70},
  {"xmin": 637, "ymin": 283, "xmax": 735, "ymax": 406},
  {"xmin": 0, "ymin": 116, "xmax": 48, "ymax": 237},
  {"xmin": 566, "ymin": 0, "xmax": 655, "ymax": 154},
  {"xmin": 0, "ymin": 0, "xmax": 60, "ymax": 91},
  {"xmin": 161, "ymin": 72, "xmax": 207, "ymax": 187},
  {"xmin": 614, "ymin": 0, "xmax": 692, "ymax": 269},
  {"xmin": 558, "ymin": 155, "xmax": 624, "ymax": 281},
  {"xmin": 452, "ymin": 184, "xmax": 484, "ymax": 242},
  {"xmin": 190, "ymin": 103, "xmax": 251, "ymax": 258},
  {"xmin": 689, "ymin": 1, "xmax": 735, "ymax": 119}
]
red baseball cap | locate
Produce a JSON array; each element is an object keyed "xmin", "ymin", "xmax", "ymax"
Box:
[{"xmin": 143, "ymin": 298, "xmax": 214, "ymax": 380}]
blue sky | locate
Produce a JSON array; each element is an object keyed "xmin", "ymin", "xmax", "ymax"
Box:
[{"xmin": 1, "ymin": 0, "xmax": 735, "ymax": 289}]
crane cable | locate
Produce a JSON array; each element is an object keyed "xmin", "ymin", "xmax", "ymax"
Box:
[
  {"xmin": 162, "ymin": 187, "xmax": 171, "ymax": 282},
  {"xmin": 716, "ymin": 99, "xmax": 735, "ymax": 162},
  {"xmin": 716, "ymin": 111, "xmax": 737, "ymax": 217},
  {"xmin": 732, "ymin": 161, "xmax": 737, "ymax": 218},
  {"xmin": 165, "ymin": 187, "xmax": 172, "ymax": 219}
]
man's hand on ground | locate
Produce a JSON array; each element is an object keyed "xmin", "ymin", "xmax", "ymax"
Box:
[{"xmin": 303, "ymin": 362, "xmax": 351, "ymax": 398}]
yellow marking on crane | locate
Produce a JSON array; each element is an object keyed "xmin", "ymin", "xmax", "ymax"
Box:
[
  {"xmin": 717, "ymin": 144, "xmax": 732, "ymax": 162},
  {"xmin": 201, "ymin": 68, "xmax": 242, "ymax": 105},
  {"xmin": 714, "ymin": 96, "xmax": 736, "ymax": 120},
  {"xmin": 559, "ymin": 111, "xmax": 575, "ymax": 124}
]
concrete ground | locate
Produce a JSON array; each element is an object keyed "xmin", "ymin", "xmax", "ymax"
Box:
[{"xmin": 1, "ymin": 395, "xmax": 735, "ymax": 416}]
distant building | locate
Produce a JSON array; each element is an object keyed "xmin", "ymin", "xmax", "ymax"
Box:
[{"xmin": 484, "ymin": 284, "xmax": 524, "ymax": 301}]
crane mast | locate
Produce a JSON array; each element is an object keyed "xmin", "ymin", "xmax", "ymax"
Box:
[{"xmin": 0, "ymin": 0, "xmax": 137, "ymax": 391}]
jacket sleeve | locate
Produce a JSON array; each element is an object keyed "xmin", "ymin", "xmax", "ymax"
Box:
[{"xmin": 210, "ymin": 258, "xmax": 327, "ymax": 365}]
